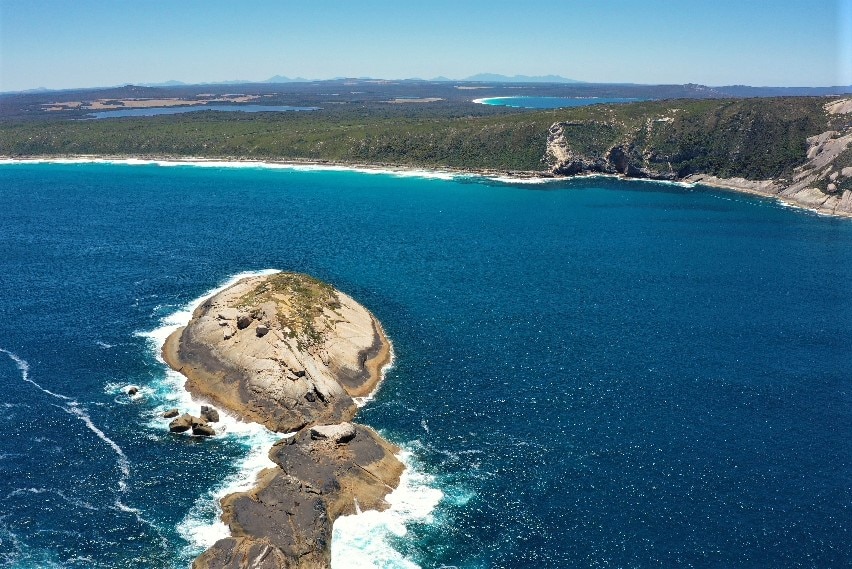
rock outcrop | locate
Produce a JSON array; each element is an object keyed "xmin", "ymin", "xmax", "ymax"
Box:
[
  {"xmin": 546, "ymin": 122, "xmax": 676, "ymax": 180},
  {"xmin": 192, "ymin": 423, "xmax": 216, "ymax": 437},
  {"xmin": 161, "ymin": 272, "xmax": 398, "ymax": 569},
  {"xmin": 169, "ymin": 413, "xmax": 194, "ymax": 433},
  {"xmin": 683, "ymin": 123, "xmax": 852, "ymax": 217},
  {"xmin": 162, "ymin": 272, "xmax": 391, "ymax": 433},
  {"xmin": 545, "ymin": 97, "xmax": 852, "ymax": 218},
  {"xmin": 193, "ymin": 424, "xmax": 403, "ymax": 569},
  {"xmin": 200, "ymin": 405, "xmax": 220, "ymax": 423}
]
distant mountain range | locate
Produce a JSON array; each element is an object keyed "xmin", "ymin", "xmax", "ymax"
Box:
[
  {"xmin": 264, "ymin": 75, "xmax": 310, "ymax": 83},
  {"xmin": 139, "ymin": 73, "xmax": 583, "ymax": 87},
  {"xmin": 457, "ymin": 73, "xmax": 581, "ymax": 83}
]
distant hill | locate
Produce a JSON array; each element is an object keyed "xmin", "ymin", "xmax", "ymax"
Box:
[
  {"xmin": 462, "ymin": 73, "xmax": 582, "ymax": 83},
  {"xmin": 264, "ymin": 75, "xmax": 310, "ymax": 83},
  {"xmin": 712, "ymin": 84, "xmax": 852, "ymax": 97},
  {"xmin": 139, "ymin": 80, "xmax": 188, "ymax": 87}
]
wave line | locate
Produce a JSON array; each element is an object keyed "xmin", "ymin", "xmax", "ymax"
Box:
[
  {"xmin": 0, "ymin": 348, "xmax": 71, "ymax": 401},
  {"xmin": 1, "ymin": 349, "xmax": 130, "ymax": 487},
  {"xmin": 1, "ymin": 348, "xmax": 170, "ymax": 550}
]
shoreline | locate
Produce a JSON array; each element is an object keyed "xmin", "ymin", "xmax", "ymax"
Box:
[
  {"xmin": 353, "ymin": 317, "xmax": 394, "ymax": 403},
  {"xmin": 2, "ymin": 154, "xmax": 850, "ymax": 220}
]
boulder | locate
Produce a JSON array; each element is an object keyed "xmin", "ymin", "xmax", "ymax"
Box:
[
  {"xmin": 193, "ymin": 423, "xmax": 216, "ymax": 437},
  {"xmin": 169, "ymin": 413, "xmax": 193, "ymax": 433},
  {"xmin": 236, "ymin": 313, "xmax": 253, "ymax": 330},
  {"xmin": 256, "ymin": 324, "xmax": 269, "ymax": 337},
  {"xmin": 200, "ymin": 405, "xmax": 220, "ymax": 423},
  {"xmin": 217, "ymin": 308, "xmax": 239, "ymax": 321},
  {"xmin": 310, "ymin": 422, "xmax": 357, "ymax": 444},
  {"xmin": 162, "ymin": 408, "xmax": 180, "ymax": 419},
  {"xmin": 189, "ymin": 415, "xmax": 206, "ymax": 427},
  {"xmin": 126, "ymin": 386, "xmax": 139, "ymax": 396}
]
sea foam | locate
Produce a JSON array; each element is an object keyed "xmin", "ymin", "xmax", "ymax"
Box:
[{"xmin": 331, "ymin": 449, "xmax": 444, "ymax": 569}]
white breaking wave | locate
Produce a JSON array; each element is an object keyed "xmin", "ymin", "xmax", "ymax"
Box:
[
  {"xmin": 1, "ymin": 348, "xmax": 71, "ymax": 402},
  {"xmin": 331, "ymin": 449, "xmax": 444, "ymax": 569},
  {"xmin": 176, "ymin": 428, "xmax": 283, "ymax": 557},
  {"xmin": 61, "ymin": 402, "xmax": 131, "ymax": 491},
  {"xmin": 0, "ymin": 348, "xmax": 164, "ymax": 539},
  {"xmin": 5, "ymin": 487, "xmax": 98, "ymax": 511},
  {"xmin": 487, "ymin": 175, "xmax": 555, "ymax": 185}
]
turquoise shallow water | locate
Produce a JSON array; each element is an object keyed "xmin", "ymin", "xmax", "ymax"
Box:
[{"xmin": 0, "ymin": 162, "xmax": 850, "ymax": 568}]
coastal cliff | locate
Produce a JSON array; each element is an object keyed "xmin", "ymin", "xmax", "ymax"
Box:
[
  {"xmin": 545, "ymin": 97, "xmax": 852, "ymax": 217},
  {"xmin": 162, "ymin": 272, "xmax": 402, "ymax": 569},
  {"xmin": 4, "ymin": 94, "xmax": 852, "ymax": 218}
]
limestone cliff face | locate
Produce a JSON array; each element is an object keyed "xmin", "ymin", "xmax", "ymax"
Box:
[
  {"xmin": 546, "ymin": 121, "xmax": 676, "ymax": 180},
  {"xmin": 163, "ymin": 272, "xmax": 390, "ymax": 432},
  {"xmin": 545, "ymin": 98, "xmax": 852, "ymax": 218}
]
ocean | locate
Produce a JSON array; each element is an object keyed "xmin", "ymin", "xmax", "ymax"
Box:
[{"xmin": 0, "ymin": 160, "xmax": 849, "ymax": 568}]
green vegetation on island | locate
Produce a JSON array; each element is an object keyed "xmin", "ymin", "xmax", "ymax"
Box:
[{"xmin": 236, "ymin": 272, "xmax": 341, "ymax": 348}]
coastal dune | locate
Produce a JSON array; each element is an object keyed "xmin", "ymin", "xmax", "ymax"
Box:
[{"xmin": 162, "ymin": 272, "xmax": 402, "ymax": 568}]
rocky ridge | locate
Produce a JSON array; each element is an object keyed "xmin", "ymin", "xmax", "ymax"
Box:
[
  {"xmin": 545, "ymin": 97, "xmax": 852, "ymax": 218},
  {"xmin": 162, "ymin": 272, "xmax": 401, "ymax": 569}
]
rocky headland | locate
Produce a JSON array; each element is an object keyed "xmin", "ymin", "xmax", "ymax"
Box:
[
  {"xmin": 162, "ymin": 272, "xmax": 401, "ymax": 569},
  {"xmin": 545, "ymin": 97, "xmax": 852, "ymax": 218}
]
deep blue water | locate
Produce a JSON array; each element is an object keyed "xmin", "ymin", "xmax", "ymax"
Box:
[
  {"xmin": 0, "ymin": 162, "xmax": 850, "ymax": 568},
  {"xmin": 86, "ymin": 104, "xmax": 320, "ymax": 119},
  {"xmin": 474, "ymin": 96, "xmax": 641, "ymax": 109}
]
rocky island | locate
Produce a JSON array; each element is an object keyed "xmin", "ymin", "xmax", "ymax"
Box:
[{"xmin": 162, "ymin": 272, "xmax": 401, "ymax": 569}]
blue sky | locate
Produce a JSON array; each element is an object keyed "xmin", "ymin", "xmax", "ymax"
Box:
[{"xmin": 1, "ymin": 0, "xmax": 850, "ymax": 91}]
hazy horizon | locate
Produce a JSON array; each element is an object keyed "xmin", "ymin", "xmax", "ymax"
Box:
[
  {"xmin": 6, "ymin": 74, "xmax": 852, "ymax": 96},
  {"xmin": 1, "ymin": 0, "xmax": 851, "ymax": 92}
]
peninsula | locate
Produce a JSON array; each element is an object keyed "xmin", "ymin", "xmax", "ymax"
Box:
[{"xmin": 162, "ymin": 272, "xmax": 400, "ymax": 569}]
